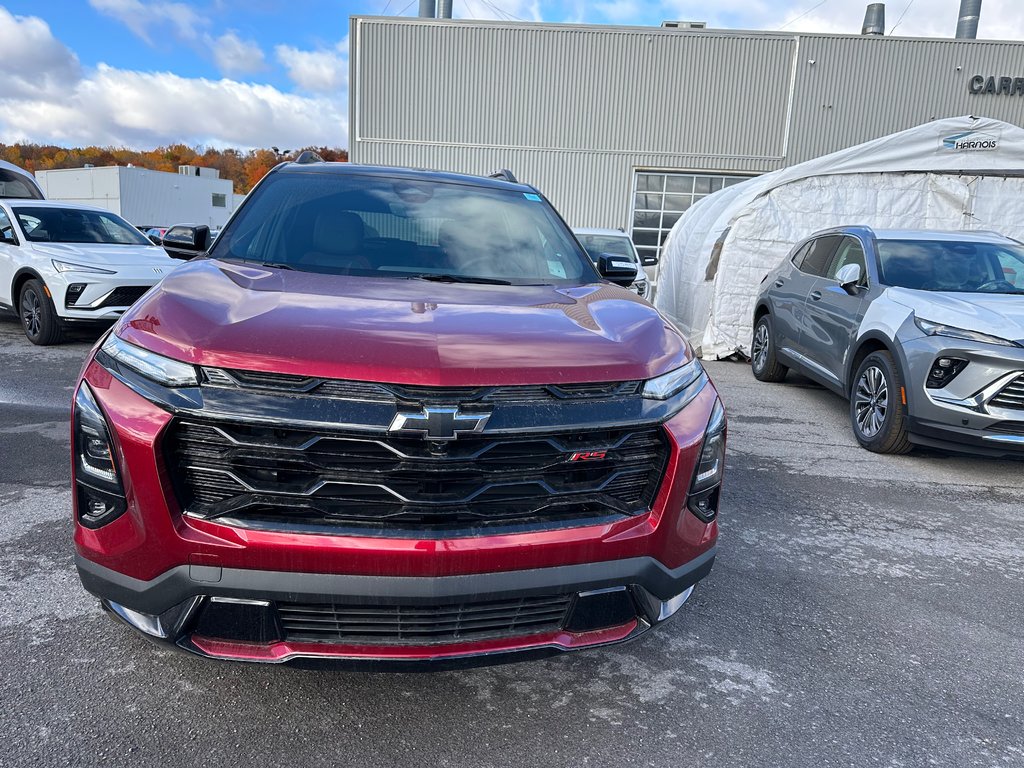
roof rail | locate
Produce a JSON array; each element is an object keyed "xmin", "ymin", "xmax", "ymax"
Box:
[
  {"xmin": 294, "ymin": 150, "xmax": 325, "ymax": 165},
  {"xmin": 487, "ymin": 169, "xmax": 519, "ymax": 183}
]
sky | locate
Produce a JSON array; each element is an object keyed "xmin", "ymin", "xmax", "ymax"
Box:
[{"xmin": 1, "ymin": 0, "xmax": 1022, "ymax": 151}]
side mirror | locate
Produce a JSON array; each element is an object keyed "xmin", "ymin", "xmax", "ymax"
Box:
[
  {"xmin": 836, "ymin": 263, "xmax": 862, "ymax": 295},
  {"xmin": 148, "ymin": 234, "xmax": 163, "ymax": 246},
  {"xmin": 162, "ymin": 224, "xmax": 210, "ymax": 260},
  {"xmin": 597, "ymin": 253, "xmax": 638, "ymax": 287}
]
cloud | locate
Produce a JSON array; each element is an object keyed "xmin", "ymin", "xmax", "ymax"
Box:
[
  {"xmin": 455, "ymin": 0, "xmax": 542, "ymax": 22},
  {"xmin": 212, "ymin": 31, "xmax": 266, "ymax": 76},
  {"xmin": 652, "ymin": 0, "xmax": 1024, "ymax": 38},
  {"xmin": 88, "ymin": 0, "xmax": 204, "ymax": 43},
  {"xmin": 275, "ymin": 39, "xmax": 348, "ymax": 93},
  {"xmin": 0, "ymin": 64, "xmax": 346, "ymax": 150},
  {"xmin": 0, "ymin": 7, "xmax": 82, "ymax": 98}
]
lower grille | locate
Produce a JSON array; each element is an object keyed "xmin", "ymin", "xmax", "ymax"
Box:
[
  {"xmin": 991, "ymin": 375, "xmax": 1024, "ymax": 410},
  {"xmin": 166, "ymin": 419, "xmax": 669, "ymax": 533},
  {"xmin": 96, "ymin": 286, "xmax": 150, "ymax": 308},
  {"xmin": 278, "ymin": 595, "xmax": 573, "ymax": 645}
]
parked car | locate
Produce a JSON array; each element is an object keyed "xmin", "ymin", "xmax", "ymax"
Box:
[
  {"xmin": 72, "ymin": 162, "xmax": 726, "ymax": 665},
  {"xmin": 573, "ymin": 227, "xmax": 650, "ymax": 299},
  {"xmin": 752, "ymin": 227, "xmax": 1024, "ymax": 455},
  {"xmin": 0, "ymin": 159, "xmax": 45, "ymax": 200},
  {"xmin": 0, "ymin": 201, "xmax": 184, "ymax": 344},
  {"xmin": 144, "ymin": 227, "xmax": 168, "ymax": 245}
]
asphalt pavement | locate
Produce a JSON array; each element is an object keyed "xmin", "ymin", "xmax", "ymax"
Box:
[{"xmin": 1, "ymin": 313, "xmax": 1022, "ymax": 768}]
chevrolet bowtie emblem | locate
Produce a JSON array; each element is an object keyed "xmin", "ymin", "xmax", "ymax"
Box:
[{"xmin": 388, "ymin": 406, "xmax": 490, "ymax": 441}]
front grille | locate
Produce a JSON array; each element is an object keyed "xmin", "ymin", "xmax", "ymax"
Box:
[
  {"xmin": 96, "ymin": 286, "xmax": 150, "ymax": 308},
  {"xmin": 166, "ymin": 419, "xmax": 669, "ymax": 533},
  {"xmin": 991, "ymin": 375, "xmax": 1024, "ymax": 410},
  {"xmin": 278, "ymin": 595, "xmax": 573, "ymax": 645},
  {"xmin": 200, "ymin": 367, "xmax": 642, "ymax": 405}
]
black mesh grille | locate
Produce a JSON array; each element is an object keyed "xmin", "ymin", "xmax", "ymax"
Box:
[
  {"xmin": 278, "ymin": 595, "xmax": 573, "ymax": 645},
  {"xmin": 991, "ymin": 376, "xmax": 1024, "ymax": 410},
  {"xmin": 96, "ymin": 286, "xmax": 150, "ymax": 308},
  {"xmin": 200, "ymin": 368, "xmax": 642, "ymax": 405},
  {"xmin": 166, "ymin": 419, "xmax": 669, "ymax": 533}
]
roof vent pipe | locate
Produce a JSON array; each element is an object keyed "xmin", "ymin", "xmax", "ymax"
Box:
[
  {"xmin": 861, "ymin": 3, "xmax": 885, "ymax": 35},
  {"xmin": 438, "ymin": 0, "xmax": 452, "ymax": 18},
  {"xmin": 955, "ymin": 0, "xmax": 982, "ymax": 38},
  {"xmin": 418, "ymin": 0, "xmax": 436, "ymax": 17}
]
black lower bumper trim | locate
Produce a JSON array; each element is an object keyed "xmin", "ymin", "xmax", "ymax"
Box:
[
  {"xmin": 76, "ymin": 548, "xmax": 716, "ymax": 617},
  {"xmin": 908, "ymin": 417, "xmax": 1024, "ymax": 457}
]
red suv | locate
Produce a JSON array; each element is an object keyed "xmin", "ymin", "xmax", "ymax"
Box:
[{"xmin": 72, "ymin": 161, "xmax": 725, "ymax": 665}]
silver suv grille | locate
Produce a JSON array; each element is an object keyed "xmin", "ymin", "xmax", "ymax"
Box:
[{"xmin": 991, "ymin": 375, "xmax": 1024, "ymax": 410}]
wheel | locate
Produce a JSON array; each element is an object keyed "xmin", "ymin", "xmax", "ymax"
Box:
[
  {"xmin": 849, "ymin": 350, "xmax": 912, "ymax": 454},
  {"xmin": 19, "ymin": 279, "xmax": 64, "ymax": 346},
  {"xmin": 750, "ymin": 314, "xmax": 788, "ymax": 382}
]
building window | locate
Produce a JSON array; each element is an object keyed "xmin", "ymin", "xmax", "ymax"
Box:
[
  {"xmin": 630, "ymin": 171, "xmax": 751, "ymax": 265},
  {"xmin": 212, "ymin": 193, "xmax": 227, "ymax": 208}
]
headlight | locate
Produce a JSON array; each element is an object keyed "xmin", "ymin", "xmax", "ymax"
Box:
[
  {"xmin": 643, "ymin": 358, "xmax": 705, "ymax": 400},
  {"xmin": 101, "ymin": 334, "xmax": 198, "ymax": 387},
  {"xmin": 688, "ymin": 399, "xmax": 726, "ymax": 523},
  {"xmin": 74, "ymin": 382, "xmax": 127, "ymax": 528},
  {"xmin": 914, "ymin": 316, "xmax": 1021, "ymax": 348},
  {"xmin": 53, "ymin": 259, "xmax": 116, "ymax": 275}
]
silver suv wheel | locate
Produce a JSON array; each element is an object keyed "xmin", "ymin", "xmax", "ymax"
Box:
[{"xmin": 853, "ymin": 365, "xmax": 887, "ymax": 438}]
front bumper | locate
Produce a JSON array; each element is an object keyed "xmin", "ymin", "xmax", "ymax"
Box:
[
  {"xmin": 79, "ymin": 549, "xmax": 715, "ymax": 665},
  {"xmin": 901, "ymin": 333, "xmax": 1024, "ymax": 455},
  {"xmin": 53, "ymin": 267, "xmax": 164, "ymax": 322}
]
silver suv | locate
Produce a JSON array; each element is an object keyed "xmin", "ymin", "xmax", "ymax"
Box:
[
  {"xmin": 573, "ymin": 228, "xmax": 650, "ymax": 299},
  {"xmin": 752, "ymin": 227, "xmax": 1024, "ymax": 455}
]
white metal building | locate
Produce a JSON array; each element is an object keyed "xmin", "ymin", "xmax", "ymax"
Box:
[
  {"xmin": 34, "ymin": 165, "xmax": 240, "ymax": 229},
  {"xmin": 348, "ymin": 14, "xmax": 1024, "ymax": 269}
]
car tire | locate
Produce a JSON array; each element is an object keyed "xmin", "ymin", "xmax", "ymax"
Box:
[
  {"xmin": 751, "ymin": 314, "xmax": 788, "ymax": 382},
  {"xmin": 849, "ymin": 350, "xmax": 913, "ymax": 454},
  {"xmin": 20, "ymin": 279, "xmax": 64, "ymax": 346}
]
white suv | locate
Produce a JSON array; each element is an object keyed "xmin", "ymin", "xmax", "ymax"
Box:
[
  {"xmin": 0, "ymin": 200, "xmax": 183, "ymax": 345},
  {"xmin": 573, "ymin": 227, "xmax": 651, "ymax": 300}
]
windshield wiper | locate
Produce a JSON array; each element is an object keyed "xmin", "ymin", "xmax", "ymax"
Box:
[{"xmin": 410, "ymin": 273, "xmax": 512, "ymax": 285}]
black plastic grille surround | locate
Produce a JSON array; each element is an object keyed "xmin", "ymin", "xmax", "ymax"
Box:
[
  {"xmin": 991, "ymin": 375, "xmax": 1024, "ymax": 410},
  {"xmin": 277, "ymin": 594, "xmax": 574, "ymax": 645},
  {"xmin": 166, "ymin": 418, "xmax": 669, "ymax": 534},
  {"xmin": 201, "ymin": 366, "xmax": 643, "ymax": 404},
  {"xmin": 96, "ymin": 286, "xmax": 150, "ymax": 308}
]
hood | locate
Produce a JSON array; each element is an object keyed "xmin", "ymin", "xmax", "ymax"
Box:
[
  {"xmin": 115, "ymin": 259, "xmax": 691, "ymax": 386},
  {"xmin": 31, "ymin": 242, "xmax": 178, "ymax": 268},
  {"xmin": 887, "ymin": 287, "xmax": 1024, "ymax": 344}
]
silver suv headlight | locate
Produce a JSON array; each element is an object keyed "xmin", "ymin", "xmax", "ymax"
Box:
[
  {"xmin": 914, "ymin": 316, "xmax": 1021, "ymax": 348},
  {"xmin": 101, "ymin": 334, "xmax": 198, "ymax": 387}
]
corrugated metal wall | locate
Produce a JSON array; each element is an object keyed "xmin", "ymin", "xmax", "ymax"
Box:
[
  {"xmin": 117, "ymin": 168, "xmax": 234, "ymax": 229},
  {"xmin": 36, "ymin": 167, "xmax": 236, "ymax": 229},
  {"xmin": 350, "ymin": 17, "xmax": 1024, "ymax": 229}
]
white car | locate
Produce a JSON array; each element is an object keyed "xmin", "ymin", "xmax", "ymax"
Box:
[
  {"xmin": 572, "ymin": 227, "xmax": 651, "ymax": 300},
  {"xmin": 0, "ymin": 200, "xmax": 184, "ymax": 345}
]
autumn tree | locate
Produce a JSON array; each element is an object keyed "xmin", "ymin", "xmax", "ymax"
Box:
[{"xmin": 0, "ymin": 143, "xmax": 348, "ymax": 194}]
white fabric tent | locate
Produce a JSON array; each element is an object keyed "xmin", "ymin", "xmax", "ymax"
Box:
[{"xmin": 654, "ymin": 116, "xmax": 1024, "ymax": 359}]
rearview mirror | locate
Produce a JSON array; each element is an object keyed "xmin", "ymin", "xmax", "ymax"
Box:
[
  {"xmin": 597, "ymin": 253, "xmax": 638, "ymax": 287},
  {"xmin": 162, "ymin": 224, "xmax": 210, "ymax": 260},
  {"xmin": 836, "ymin": 263, "xmax": 862, "ymax": 295}
]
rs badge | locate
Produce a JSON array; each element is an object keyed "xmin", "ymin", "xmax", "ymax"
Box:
[{"xmin": 568, "ymin": 450, "xmax": 607, "ymax": 462}]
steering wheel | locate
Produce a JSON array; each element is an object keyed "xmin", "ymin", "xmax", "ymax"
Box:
[{"xmin": 976, "ymin": 279, "xmax": 1017, "ymax": 292}]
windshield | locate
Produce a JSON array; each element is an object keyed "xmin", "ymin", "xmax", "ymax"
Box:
[
  {"xmin": 877, "ymin": 238, "xmax": 1024, "ymax": 294},
  {"xmin": 210, "ymin": 171, "xmax": 596, "ymax": 285},
  {"xmin": 575, "ymin": 234, "xmax": 638, "ymax": 264},
  {"xmin": 14, "ymin": 206, "xmax": 152, "ymax": 245}
]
